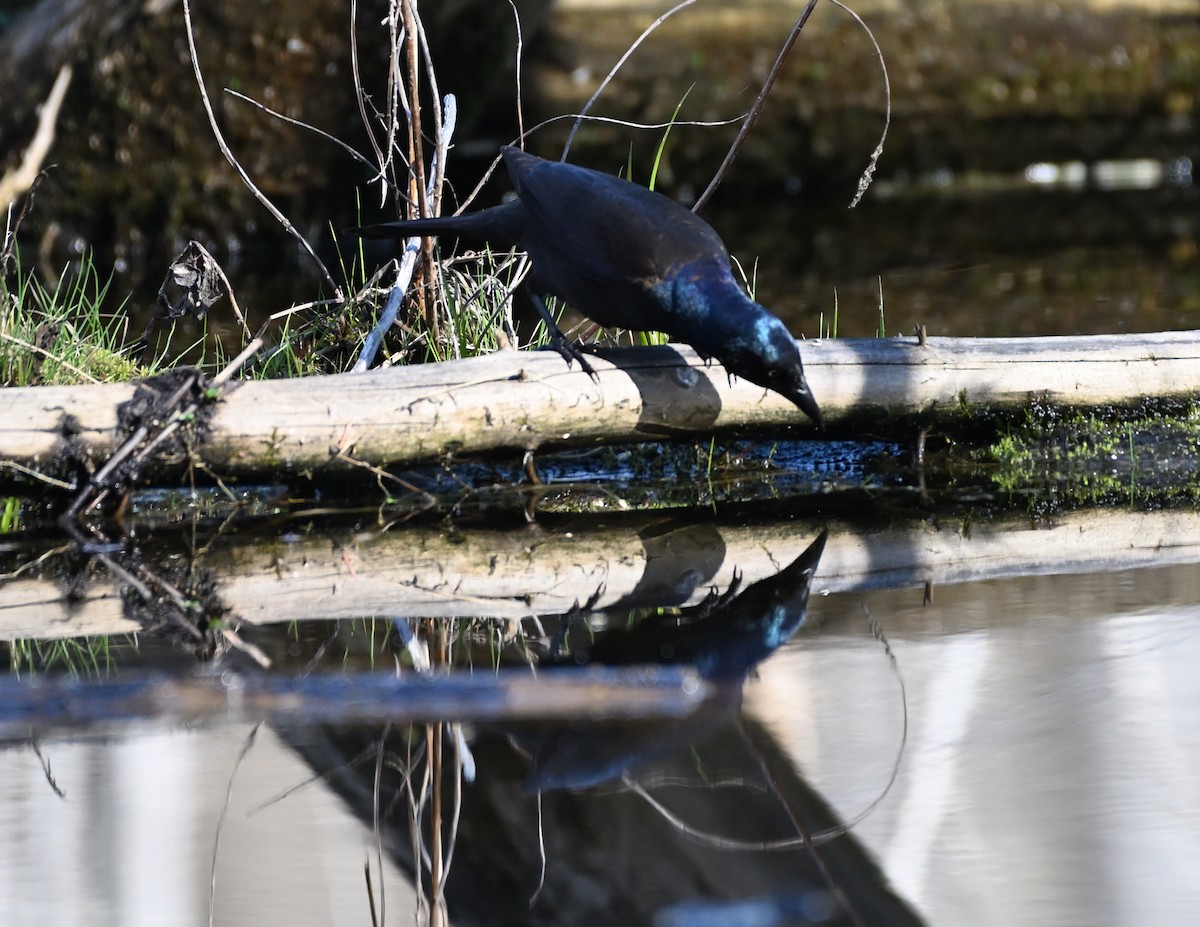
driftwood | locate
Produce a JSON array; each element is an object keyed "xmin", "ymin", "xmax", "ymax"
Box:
[
  {"xmin": 3, "ymin": 508, "xmax": 1197, "ymax": 641},
  {"xmin": 2, "ymin": 331, "xmax": 1199, "ymax": 484}
]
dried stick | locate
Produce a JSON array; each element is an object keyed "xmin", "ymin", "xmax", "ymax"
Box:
[
  {"xmin": 181, "ymin": 0, "xmax": 340, "ymax": 296},
  {"xmin": 561, "ymin": 0, "xmax": 697, "ymax": 161},
  {"xmin": 0, "ymin": 65, "xmax": 72, "ymax": 206},
  {"xmin": 830, "ymin": 0, "xmax": 892, "ymax": 207},
  {"xmin": 353, "ymin": 97, "xmax": 457, "ymax": 372},
  {"xmin": 65, "ymin": 337, "xmax": 262, "ymax": 517},
  {"xmin": 693, "ymin": 0, "xmax": 820, "ymax": 211}
]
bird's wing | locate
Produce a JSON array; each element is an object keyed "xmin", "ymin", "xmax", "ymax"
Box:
[{"xmin": 503, "ymin": 147, "xmax": 729, "ymax": 284}]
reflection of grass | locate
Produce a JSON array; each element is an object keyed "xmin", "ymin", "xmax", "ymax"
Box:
[
  {"xmin": 985, "ymin": 401, "xmax": 1200, "ymax": 505},
  {"xmin": 6, "ymin": 636, "xmax": 119, "ymax": 677}
]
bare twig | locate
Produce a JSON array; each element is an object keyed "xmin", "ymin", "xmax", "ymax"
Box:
[
  {"xmin": 0, "ymin": 330, "xmax": 103, "ymax": 384},
  {"xmin": 561, "ymin": 0, "xmax": 697, "ymax": 161},
  {"xmin": 0, "ymin": 65, "xmax": 72, "ymax": 207},
  {"xmin": 471, "ymin": 113, "xmax": 742, "ymax": 220},
  {"xmin": 830, "ymin": 0, "xmax": 892, "ymax": 207},
  {"xmin": 65, "ymin": 337, "xmax": 263, "ymax": 517},
  {"xmin": 223, "ymin": 89, "xmax": 377, "ymax": 173},
  {"xmin": 351, "ymin": 0, "xmax": 386, "ymax": 201},
  {"xmin": 373, "ymin": 727, "xmax": 391, "ymax": 927},
  {"xmin": 0, "ymin": 460, "xmax": 73, "ymax": 490},
  {"xmin": 507, "ymin": 0, "xmax": 526, "ymax": 149},
  {"xmin": 410, "ymin": 6, "xmax": 447, "ymax": 218},
  {"xmin": 30, "ymin": 740, "xmax": 67, "ymax": 799},
  {"xmin": 209, "ymin": 724, "xmax": 262, "ymax": 927},
  {"xmin": 401, "ymin": 0, "xmax": 429, "ymax": 225},
  {"xmin": 353, "ymin": 96, "xmax": 456, "ymax": 372},
  {"xmin": 181, "ymin": 0, "xmax": 340, "ymax": 296},
  {"xmin": 353, "ymin": 260, "xmax": 412, "ymax": 372},
  {"xmin": 219, "ymin": 625, "xmax": 272, "ymax": 668},
  {"xmin": 693, "ymin": 0, "xmax": 820, "ymax": 212}
]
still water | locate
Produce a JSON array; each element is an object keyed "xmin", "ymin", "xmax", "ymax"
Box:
[{"xmin": 2, "ymin": 509, "xmax": 1198, "ymax": 926}]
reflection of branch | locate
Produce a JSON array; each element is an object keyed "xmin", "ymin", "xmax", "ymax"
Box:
[
  {"xmin": 209, "ymin": 724, "xmax": 262, "ymax": 927},
  {"xmin": 30, "ymin": 739, "xmax": 67, "ymax": 800},
  {"xmin": 0, "ymin": 65, "xmax": 72, "ymax": 207}
]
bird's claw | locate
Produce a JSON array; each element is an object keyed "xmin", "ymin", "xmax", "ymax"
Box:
[{"xmin": 543, "ymin": 333, "xmax": 600, "ymax": 382}]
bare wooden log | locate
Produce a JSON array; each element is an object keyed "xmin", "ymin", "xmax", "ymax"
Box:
[
  {"xmin": 2, "ymin": 331, "xmax": 1199, "ymax": 480},
  {"xmin": 3, "ymin": 508, "xmax": 1197, "ymax": 641}
]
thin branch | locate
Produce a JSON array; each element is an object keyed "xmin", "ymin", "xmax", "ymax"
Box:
[
  {"xmin": 466, "ymin": 112, "xmax": 742, "ymax": 218},
  {"xmin": 693, "ymin": 0, "xmax": 820, "ymax": 212},
  {"xmin": 411, "ymin": 6, "xmax": 446, "ymax": 217},
  {"xmin": 30, "ymin": 740, "xmax": 67, "ymax": 799},
  {"xmin": 181, "ymin": 0, "xmax": 341, "ymax": 296},
  {"xmin": 507, "ymin": 0, "xmax": 526, "ymax": 148},
  {"xmin": 561, "ymin": 0, "xmax": 697, "ymax": 161},
  {"xmin": 830, "ymin": 0, "xmax": 892, "ymax": 207},
  {"xmin": 224, "ymin": 89, "xmax": 377, "ymax": 172},
  {"xmin": 0, "ymin": 64, "xmax": 72, "ymax": 207},
  {"xmin": 208, "ymin": 723, "xmax": 261, "ymax": 927},
  {"xmin": 353, "ymin": 95, "xmax": 456, "ymax": 372},
  {"xmin": 350, "ymin": 0, "xmax": 386, "ymax": 199}
]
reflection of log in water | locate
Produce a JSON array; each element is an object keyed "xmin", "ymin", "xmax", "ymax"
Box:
[{"xmin": 2, "ymin": 508, "xmax": 1198, "ymax": 640}]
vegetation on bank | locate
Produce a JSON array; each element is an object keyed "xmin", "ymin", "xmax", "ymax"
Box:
[{"xmin": 984, "ymin": 399, "xmax": 1200, "ymax": 506}]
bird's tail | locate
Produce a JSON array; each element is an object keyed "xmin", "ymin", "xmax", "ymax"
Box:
[
  {"xmin": 349, "ymin": 216, "xmax": 481, "ymax": 240},
  {"xmin": 350, "ymin": 200, "xmax": 523, "ymax": 244}
]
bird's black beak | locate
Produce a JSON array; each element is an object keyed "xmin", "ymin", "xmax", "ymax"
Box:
[{"xmin": 788, "ymin": 378, "xmax": 825, "ymax": 433}]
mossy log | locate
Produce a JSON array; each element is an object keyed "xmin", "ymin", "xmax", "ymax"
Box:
[
  {"xmin": 2, "ymin": 331, "xmax": 1199, "ymax": 483},
  {"xmin": 3, "ymin": 508, "xmax": 1197, "ymax": 641}
]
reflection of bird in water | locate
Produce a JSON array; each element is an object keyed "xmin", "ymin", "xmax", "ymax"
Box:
[
  {"xmin": 557, "ymin": 529, "xmax": 828, "ymax": 680},
  {"xmin": 354, "ymin": 146, "xmax": 823, "ymax": 428},
  {"xmin": 516, "ymin": 530, "xmax": 828, "ymax": 790}
]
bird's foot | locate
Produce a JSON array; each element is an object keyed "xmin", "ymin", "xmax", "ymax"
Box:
[
  {"xmin": 541, "ymin": 332, "xmax": 600, "ymax": 382},
  {"xmin": 530, "ymin": 295, "xmax": 601, "ymax": 382}
]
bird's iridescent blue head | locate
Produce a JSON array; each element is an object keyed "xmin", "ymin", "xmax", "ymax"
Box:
[
  {"xmin": 665, "ymin": 262, "xmax": 823, "ymax": 429},
  {"xmin": 724, "ymin": 311, "xmax": 823, "ymax": 430}
]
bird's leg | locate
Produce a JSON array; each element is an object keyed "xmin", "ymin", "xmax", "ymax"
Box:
[
  {"xmin": 532, "ymin": 295, "xmax": 599, "ymax": 382},
  {"xmin": 545, "ymin": 585, "xmax": 606, "ymax": 660}
]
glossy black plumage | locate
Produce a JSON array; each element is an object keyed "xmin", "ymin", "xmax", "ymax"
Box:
[{"xmin": 354, "ymin": 146, "xmax": 822, "ymax": 427}]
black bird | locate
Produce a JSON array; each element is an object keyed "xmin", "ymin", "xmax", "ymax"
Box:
[{"xmin": 354, "ymin": 146, "xmax": 822, "ymax": 428}]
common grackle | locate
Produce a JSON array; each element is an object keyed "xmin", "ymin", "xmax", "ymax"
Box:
[{"xmin": 354, "ymin": 146, "xmax": 823, "ymax": 428}]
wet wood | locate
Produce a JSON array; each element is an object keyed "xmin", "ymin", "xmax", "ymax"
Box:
[
  {"xmin": 3, "ymin": 331, "xmax": 1200, "ymax": 481},
  {"xmin": 3, "ymin": 508, "xmax": 1197, "ymax": 641}
]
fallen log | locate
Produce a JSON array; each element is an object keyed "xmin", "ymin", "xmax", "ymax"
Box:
[{"xmin": 2, "ymin": 331, "xmax": 1199, "ymax": 482}]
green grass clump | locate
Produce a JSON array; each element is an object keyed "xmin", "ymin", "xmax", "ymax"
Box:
[
  {"xmin": 1, "ymin": 253, "xmax": 143, "ymax": 386},
  {"xmin": 5, "ymin": 635, "xmax": 119, "ymax": 677}
]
